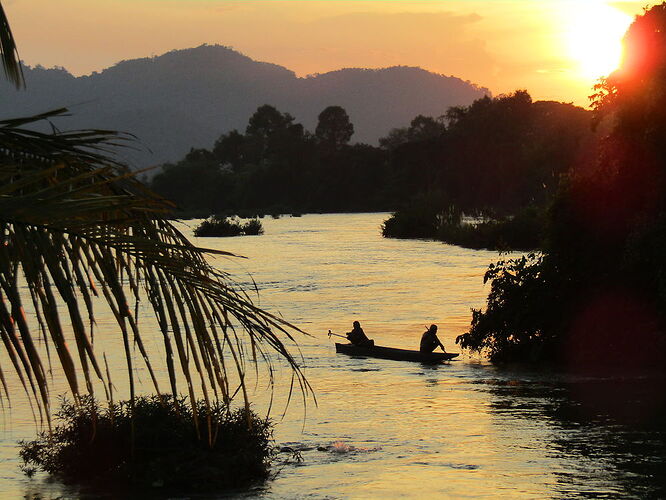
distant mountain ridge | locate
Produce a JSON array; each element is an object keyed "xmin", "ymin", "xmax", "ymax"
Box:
[{"xmin": 0, "ymin": 44, "xmax": 490, "ymax": 168}]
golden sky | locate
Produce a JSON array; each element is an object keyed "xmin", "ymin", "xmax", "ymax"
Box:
[{"xmin": 6, "ymin": 0, "xmax": 647, "ymax": 107}]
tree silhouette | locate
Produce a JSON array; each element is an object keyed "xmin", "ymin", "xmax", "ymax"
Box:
[
  {"xmin": 458, "ymin": 4, "xmax": 666, "ymax": 367},
  {"xmin": 315, "ymin": 105, "xmax": 354, "ymax": 150}
]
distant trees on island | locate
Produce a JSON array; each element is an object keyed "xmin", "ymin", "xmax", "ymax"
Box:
[
  {"xmin": 151, "ymin": 103, "xmax": 388, "ymax": 215},
  {"xmin": 194, "ymin": 216, "xmax": 263, "ymax": 237},
  {"xmin": 380, "ymin": 90, "xmax": 593, "ymax": 249},
  {"xmin": 150, "ymin": 91, "xmax": 593, "ymax": 243}
]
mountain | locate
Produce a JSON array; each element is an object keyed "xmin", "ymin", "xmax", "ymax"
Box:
[{"xmin": 0, "ymin": 45, "xmax": 490, "ymax": 168}]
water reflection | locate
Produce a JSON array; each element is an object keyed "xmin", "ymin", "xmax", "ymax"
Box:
[
  {"xmin": 481, "ymin": 372, "xmax": 666, "ymax": 499},
  {"xmin": 2, "ymin": 214, "xmax": 664, "ymax": 499}
]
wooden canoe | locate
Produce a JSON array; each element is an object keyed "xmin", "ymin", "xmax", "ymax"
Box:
[{"xmin": 335, "ymin": 343, "xmax": 458, "ymax": 363}]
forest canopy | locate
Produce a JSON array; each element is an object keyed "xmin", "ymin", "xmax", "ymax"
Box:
[{"xmin": 151, "ymin": 93, "xmax": 592, "ymax": 219}]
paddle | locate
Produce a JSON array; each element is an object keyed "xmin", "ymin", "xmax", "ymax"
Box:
[{"xmin": 327, "ymin": 330, "xmax": 347, "ymax": 340}]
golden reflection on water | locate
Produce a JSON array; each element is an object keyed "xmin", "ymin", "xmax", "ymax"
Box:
[{"xmin": 0, "ymin": 213, "xmax": 664, "ymax": 499}]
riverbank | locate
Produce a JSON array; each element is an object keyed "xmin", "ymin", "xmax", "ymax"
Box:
[{"xmin": 382, "ymin": 205, "xmax": 543, "ymax": 251}]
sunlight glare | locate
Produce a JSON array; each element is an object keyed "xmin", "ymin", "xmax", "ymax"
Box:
[{"xmin": 566, "ymin": 1, "xmax": 634, "ymax": 79}]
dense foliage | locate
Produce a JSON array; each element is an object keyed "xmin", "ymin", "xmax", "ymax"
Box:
[
  {"xmin": 151, "ymin": 104, "xmax": 389, "ymax": 214},
  {"xmin": 19, "ymin": 396, "xmax": 273, "ymax": 493},
  {"xmin": 380, "ymin": 192, "xmax": 456, "ymax": 239},
  {"xmin": 150, "ymin": 94, "xmax": 592, "ymax": 226},
  {"xmin": 457, "ymin": 254, "xmax": 564, "ymax": 363},
  {"xmin": 438, "ymin": 208, "xmax": 542, "ymax": 251},
  {"xmin": 458, "ymin": 4, "xmax": 666, "ymax": 368},
  {"xmin": 382, "ymin": 201, "xmax": 543, "ymax": 250},
  {"xmin": 386, "ymin": 91, "xmax": 593, "ymax": 214},
  {"xmin": 194, "ymin": 216, "xmax": 264, "ymax": 237},
  {"xmin": 380, "ymin": 90, "xmax": 593, "ymax": 249}
]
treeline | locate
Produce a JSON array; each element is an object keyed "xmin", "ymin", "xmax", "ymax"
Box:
[
  {"xmin": 381, "ymin": 91, "xmax": 594, "ymax": 248},
  {"xmin": 150, "ymin": 92, "xmax": 593, "ymax": 220},
  {"xmin": 151, "ymin": 104, "xmax": 388, "ymax": 215},
  {"xmin": 382, "ymin": 90, "xmax": 593, "ymax": 214},
  {"xmin": 457, "ymin": 4, "xmax": 666, "ymax": 368}
]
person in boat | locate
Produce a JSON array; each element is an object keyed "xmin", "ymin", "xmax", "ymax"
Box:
[
  {"xmin": 420, "ymin": 324, "xmax": 446, "ymax": 354},
  {"xmin": 346, "ymin": 321, "xmax": 374, "ymax": 347}
]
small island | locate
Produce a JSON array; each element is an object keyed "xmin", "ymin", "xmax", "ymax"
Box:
[{"xmin": 193, "ymin": 216, "xmax": 264, "ymax": 237}]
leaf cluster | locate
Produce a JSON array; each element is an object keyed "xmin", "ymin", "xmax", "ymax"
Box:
[{"xmin": 456, "ymin": 254, "xmax": 563, "ymax": 362}]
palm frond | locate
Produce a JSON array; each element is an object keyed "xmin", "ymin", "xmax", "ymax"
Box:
[
  {"xmin": 0, "ymin": 110, "xmax": 313, "ymax": 427},
  {"xmin": 0, "ymin": 2, "xmax": 23, "ymax": 88}
]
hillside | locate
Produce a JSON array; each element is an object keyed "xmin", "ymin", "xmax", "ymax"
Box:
[{"xmin": 0, "ymin": 45, "xmax": 489, "ymax": 168}]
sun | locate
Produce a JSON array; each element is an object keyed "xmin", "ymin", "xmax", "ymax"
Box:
[{"xmin": 565, "ymin": 1, "xmax": 634, "ymax": 80}]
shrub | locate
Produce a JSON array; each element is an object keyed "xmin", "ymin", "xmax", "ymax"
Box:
[
  {"xmin": 455, "ymin": 253, "xmax": 562, "ymax": 363},
  {"xmin": 242, "ymin": 218, "xmax": 264, "ymax": 235},
  {"xmin": 194, "ymin": 216, "xmax": 263, "ymax": 237},
  {"xmin": 382, "ymin": 193, "xmax": 458, "ymax": 239},
  {"xmin": 383, "ymin": 195, "xmax": 542, "ymax": 251},
  {"xmin": 436, "ymin": 206, "xmax": 543, "ymax": 250},
  {"xmin": 19, "ymin": 396, "xmax": 274, "ymax": 494}
]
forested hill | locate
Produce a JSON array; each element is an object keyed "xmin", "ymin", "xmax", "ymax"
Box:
[{"xmin": 0, "ymin": 44, "xmax": 489, "ymax": 168}]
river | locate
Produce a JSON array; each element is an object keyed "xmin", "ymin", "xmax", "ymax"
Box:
[{"xmin": 1, "ymin": 213, "xmax": 664, "ymax": 499}]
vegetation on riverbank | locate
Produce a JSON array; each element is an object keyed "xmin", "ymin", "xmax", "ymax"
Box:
[
  {"xmin": 19, "ymin": 396, "xmax": 273, "ymax": 493},
  {"xmin": 382, "ymin": 195, "xmax": 542, "ymax": 250},
  {"xmin": 438, "ymin": 208, "xmax": 542, "ymax": 251},
  {"xmin": 194, "ymin": 216, "xmax": 264, "ymax": 237},
  {"xmin": 150, "ymin": 93, "xmax": 592, "ymax": 224},
  {"xmin": 457, "ymin": 4, "xmax": 666, "ymax": 368}
]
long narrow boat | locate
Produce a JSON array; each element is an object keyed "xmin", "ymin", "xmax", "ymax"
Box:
[{"xmin": 335, "ymin": 343, "xmax": 459, "ymax": 363}]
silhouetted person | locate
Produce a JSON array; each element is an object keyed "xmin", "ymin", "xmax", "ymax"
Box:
[
  {"xmin": 347, "ymin": 321, "xmax": 374, "ymax": 347},
  {"xmin": 420, "ymin": 324, "xmax": 446, "ymax": 353}
]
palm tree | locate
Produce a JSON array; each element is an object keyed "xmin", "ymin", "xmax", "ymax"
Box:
[{"xmin": 0, "ymin": 2, "xmax": 310, "ymax": 428}]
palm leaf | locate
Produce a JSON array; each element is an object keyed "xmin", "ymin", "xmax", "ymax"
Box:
[
  {"xmin": 0, "ymin": 110, "xmax": 313, "ymax": 428},
  {"xmin": 0, "ymin": 2, "xmax": 23, "ymax": 89}
]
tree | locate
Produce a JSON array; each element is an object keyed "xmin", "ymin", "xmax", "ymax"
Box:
[
  {"xmin": 457, "ymin": 5, "xmax": 666, "ymax": 368},
  {"xmin": 379, "ymin": 115, "xmax": 445, "ymax": 150},
  {"xmin": 244, "ymin": 104, "xmax": 304, "ymax": 164},
  {"xmin": 378, "ymin": 127, "xmax": 410, "ymax": 150},
  {"xmin": 246, "ymin": 104, "xmax": 296, "ymax": 142},
  {"xmin": 315, "ymin": 105, "xmax": 354, "ymax": 149},
  {"xmin": 406, "ymin": 115, "xmax": 446, "ymax": 142},
  {"xmin": 0, "ymin": 3, "xmax": 310, "ymax": 425},
  {"xmin": 213, "ymin": 129, "xmax": 246, "ymax": 169}
]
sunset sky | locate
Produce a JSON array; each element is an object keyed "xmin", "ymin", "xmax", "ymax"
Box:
[{"xmin": 6, "ymin": 0, "xmax": 647, "ymax": 107}]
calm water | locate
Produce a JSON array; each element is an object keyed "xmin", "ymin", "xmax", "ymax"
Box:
[{"xmin": 1, "ymin": 213, "xmax": 664, "ymax": 499}]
